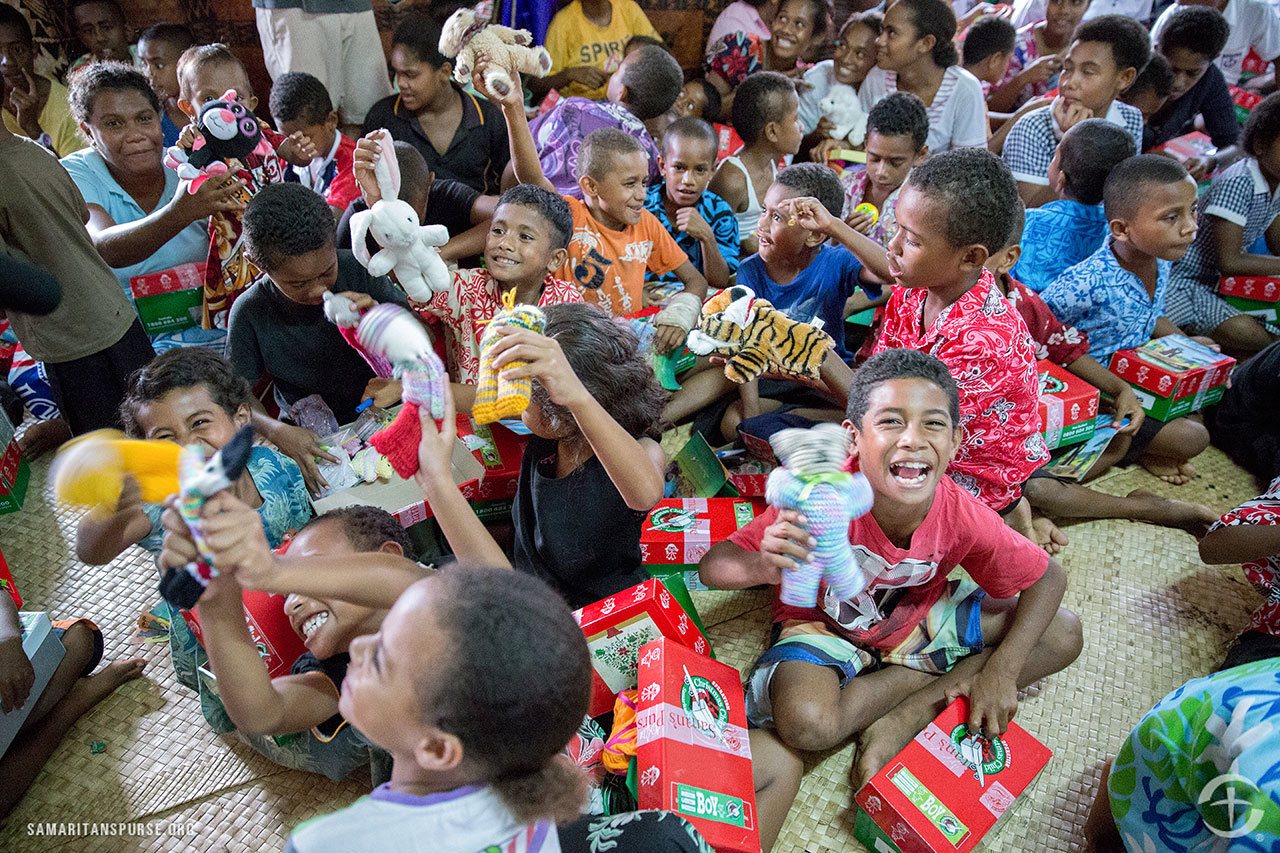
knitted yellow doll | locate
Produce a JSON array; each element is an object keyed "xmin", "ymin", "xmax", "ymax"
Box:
[
  {"xmin": 51, "ymin": 430, "xmax": 182, "ymax": 512},
  {"xmin": 473, "ymin": 289, "xmax": 546, "ymax": 425}
]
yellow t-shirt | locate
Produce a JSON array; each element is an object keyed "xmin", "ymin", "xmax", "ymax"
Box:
[
  {"xmin": 3, "ymin": 75, "xmax": 86, "ymax": 158},
  {"xmin": 545, "ymin": 0, "xmax": 661, "ymax": 100}
]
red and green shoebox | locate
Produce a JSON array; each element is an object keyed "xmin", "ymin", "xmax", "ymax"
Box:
[
  {"xmin": 128, "ymin": 262, "xmax": 207, "ymax": 336},
  {"xmin": 1154, "ymin": 131, "xmax": 1215, "ymax": 165},
  {"xmin": 0, "ymin": 546, "xmax": 20, "ymax": 608},
  {"xmin": 854, "ymin": 698, "xmax": 1052, "ymax": 852},
  {"xmin": 1218, "ymin": 275, "xmax": 1280, "ymax": 323},
  {"xmin": 456, "ymin": 416, "xmax": 528, "ymax": 522},
  {"xmin": 1037, "ymin": 359, "xmax": 1099, "ymax": 451},
  {"xmin": 1241, "ymin": 48, "xmax": 1271, "ymax": 82},
  {"xmin": 636, "ymin": 636, "xmax": 761, "ymax": 853},
  {"xmin": 1231, "ymin": 85, "xmax": 1263, "ymax": 124},
  {"xmin": 1108, "ymin": 335, "xmax": 1236, "ymax": 421},
  {"xmin": 574, "ymin": 578, "xmax": 711, "ymax": 718},
  {"xmin": 640, "ymin": 497, "xmax": 766, "ymax": 633},
  {"xmin": 0, "ymin": 440, "xmax": 29, "ymax": 515}
]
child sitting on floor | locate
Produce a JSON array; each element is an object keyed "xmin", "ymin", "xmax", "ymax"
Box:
[
  {"xmin": 988, "ymin": 210, "xmax": 1217, "ymax": 553},
  {"xmin": 799, "ymin": 11, "xmax": 881, "ymax": 141},
  {"xmin": 1012, "ymin": 118, "xmax": 1136, "ymax": 292},
  {"xmin": 700, "ymin": 349, "xmax": 1082, "ymax": 851},
  {"xmin": 1002, "ymin": 15, "xmax": 1148, "ymax": 208},
  {"xmin": 867, "ymin": 148, "xmax": 1047, "ymax": 526},
  {"xmin": 414, "ymin": 304, "xmax": 667, "ymax": 609},
  {"xmin": 136, "ymin": 23, "xmax": 194, "ymax": 147},
  {"xmin": 963, "ymin": 16, "xmax": 1017, "ymax": 96},
  {"xmin": 1118, "ymin": 53, "xmax": 1173, "ymax": 126},
  {"xmin": 1166, "ymin": 93, "xmax": 1280, "ymax": 357},
  {"xmin": 645, "ymin": 117, "xmax": 740, "ymax": 299},
  {"xmin": 174, "ymin": 44, "xmax": 315, "ymax": 328},
  {"xmin": 1042, "ymin": 155, "xmax": 1212, "ymax": 485},
  {"xmin": 1199, "ymin": 478, "xmax": 1280, "ymax": 670},
  {"xmin": 160, "ymin": 501, "xmax": 423, "ymax": 781},
  {"xmin": 281, "ymin": 565, "xmax": 711, "ymax": 852},
  {"xmin": 487, "ymin": 65, "xmax": 708, "ymax": 347},
  {"xmin": 711, "ymin": 71, "xmax": 803, "ymax": 257},
  {"xmin": 0, "ymin": 584, "xmax": 145, "ymax": 817},
  {"xmin": 270, "ymin": 72, "xmax": 360, "ymax": 215},
  {"xmin": 75, "ymin": 347, "xmax": 312, "ymax": 725},
  {"xmin": 839, "ymin": 92, "xmax": 929, "ymax": 249}
]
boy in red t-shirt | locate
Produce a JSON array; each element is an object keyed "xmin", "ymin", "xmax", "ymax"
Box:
[
  {"xmin": 699, "ymin": 349, "xmax": 1082, "ymax": 850},
  {"xmin": 865, "ymin": 148, "xmax": 1047, "ymax": 536},
  {"xmin": 986, "ymin": 214, "xmax": 1218, "ymax": 553}
]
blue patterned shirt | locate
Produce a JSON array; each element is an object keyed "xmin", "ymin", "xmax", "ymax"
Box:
[
  {"xmin": 1041, "ymin": 240, "xmax": 1170, "ymax": 362},
  {"xmin": 643, "ymin": 184, "xmax": 740, "ymax": 287},
  {"xmin": 1012, "ymin": 199, "xmax": 1109, "ymax": 293},
  {"xmin": 1003, "ymin": 101, "xmax": 1143, "ymax": 186},
  {"xmin": 1172, "ymin": 158, "xmax": 1280, "ymax": 292}
]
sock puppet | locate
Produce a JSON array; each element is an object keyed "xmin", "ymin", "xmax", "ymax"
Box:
[
  {"xmin": 765, "ymin": 423, "xmax": 874, "ymax": 608},
  {"xmin": 685, "ymin": 285, "xmax": 833, "ymax": 384},
  {"xmin": 472, "ymin": 289, "xmax": 545, "ymax": 425}
]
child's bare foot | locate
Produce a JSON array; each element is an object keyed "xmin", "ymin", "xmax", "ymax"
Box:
[
  {"xmin": 850, "ymin": 709, "xmax": 921, "ymax": 792},
  {"xmin": 65, "ymin": 658, "xmax": 146, "ymax": 714},
  {"xmin": 1031, "ymin": 515, "xmax": 1068, "ymax": 555},
  {"xmin": 1126, "ymin": 489, "xmax": 1218, "ymax": 537},
  {"xmin": 1140, "ymin": 458, "xmax": 1196, "ymax": 485},
  {"xmin": 18, "ymin": 418, "xmax": 70, "ymax": 458}
]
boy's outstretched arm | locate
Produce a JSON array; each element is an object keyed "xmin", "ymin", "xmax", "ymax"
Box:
[
  {"xmin": 699, "ymin": 510, "xmax": 814, "ymax": 590},
  {"xmin": 75, "ymin": 475, "xmax": 153, "ymax": 565},
  {"xmin": 475, "ymin": 67, "xmax": 555, "ymax": 193},
  {"xmin": 962, "ymin": 558, "xmax": 1067, "ymax": 735},
  {"xmin": 777, "ymin": 196, "xmax": 893, "ymax": 284},
  {"xmin": 1199, "ymin": 523, "xmax": 1280, "ymax": 565}
]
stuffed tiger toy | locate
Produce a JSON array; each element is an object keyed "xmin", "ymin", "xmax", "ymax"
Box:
[{"xmin": 685, "ymin": 286, "xmax": 833, "ymax": 384}]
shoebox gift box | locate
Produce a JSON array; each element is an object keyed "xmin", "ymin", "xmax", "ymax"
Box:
[
  {"xmin": 1230, "ymin": 85, "xmax": 1263, "ymax": 123},
  {"xmin": 1153, "ymin": 132, "xmax": 1215, "ymax": 166},
  {"xmin": 1108, "ymin": 335, "xmax": 1235, "ymax": 421},
  {"xmin": 636, "ymin": 636, "xmax": 760, "ymax": 853},
  {"xmin": 0, "ymin": 613, "xmax": 67, "ymax": 756},
  {"xmin": 853, "ymin": 698, "xmax": 1053, "ymax": 853},
  {"xmin": 1218, "ymin": 275, "xmax": 1280, "ymax": 322},
  {"xmin": 1037, "ymin": 360, "xmax": 1099, "ymax": 451},
  {"xmin": 574, "ymin": 578, "xmax": 710, "ymax": 718},
  {"xmin": 0, "ymin": 546, "xmax": 19, "ymax": 608},
  {"xmin": 129, "ymin": 262, "xmax": 207, "ymax": 336},
  {"xmin": 0, "ymin": 439, "xmax": 29, "ymax": 515}
]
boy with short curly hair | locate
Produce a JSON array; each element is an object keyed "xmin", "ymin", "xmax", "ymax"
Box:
[{"xmin": 270, "ymin": 71, "xmax": 360, "ymax": 213}]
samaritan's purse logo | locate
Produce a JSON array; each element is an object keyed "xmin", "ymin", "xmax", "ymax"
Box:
[
  {"xmin": 682, "ymin": 673, "xmax": 730, "ymax": 740},
  {"xmin": 948, "ymin": 725, "xmax": 1008, "ymax": 776},
  {"xmin": 649, "ymin": 507, "xmax": 699, "ymax": 533}
]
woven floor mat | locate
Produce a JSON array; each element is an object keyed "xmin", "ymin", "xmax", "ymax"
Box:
[{"xmin": 0, "ymin": 438, "xmax": 1266, "ymax": 852}]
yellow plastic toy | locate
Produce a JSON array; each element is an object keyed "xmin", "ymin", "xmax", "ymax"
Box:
[
  {"xmin": 854, "ymin": 202, "xmax": 879, "ymax": 225},
  {"xmin": 51, "ymin": 430, "xmax": 182, "ymax": 512}
]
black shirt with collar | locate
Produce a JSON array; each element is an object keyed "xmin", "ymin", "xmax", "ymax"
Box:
[
  {"xmin": 362, "ymin": 83, "xmax": 511, "ymax": 195},
  {"xmin": 1144, "ymin": 63, "xmax": 1240, "ymax": 153}
]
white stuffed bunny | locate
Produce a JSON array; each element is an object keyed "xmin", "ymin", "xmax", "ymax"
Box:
[
  {"xmin": 439, "ymin": 6, "xmax": 552, "ymax": 99},
  {"xmin": 819, "ymin": 84, "xmax": 868, "ymax": 147},
  {"xmin": 349, "ymin": 129, "xmax": 451, "ymax": 302}
]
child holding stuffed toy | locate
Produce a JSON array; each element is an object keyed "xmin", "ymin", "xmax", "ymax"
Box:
[
  {"xmin": 172, "ymin": 43, "xmax": 316, "ymax": 328},
  {"xmin": 700, "ymin": 349, "xmax": 1082, "ymax": 850},
  {"xmin": 73, "ymin": 347, "xmax": 312, "ymax": 726},
  {"xmin": 484, "ymin": 64, "xmax": 709, "ymax": 347}
]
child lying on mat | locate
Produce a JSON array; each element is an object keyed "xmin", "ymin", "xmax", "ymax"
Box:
[{"xmin": 698, "ymin": 349, "xmax": 1083, "ymax": 850}]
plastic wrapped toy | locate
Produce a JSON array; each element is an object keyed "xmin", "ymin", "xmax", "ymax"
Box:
[
  {"xmin": 473, "ymin": 289, "xmax": 545, "ymax": 425},
  {"xmin": 765, "ymin": 423, "xmax": 874, "ymax": 607}
]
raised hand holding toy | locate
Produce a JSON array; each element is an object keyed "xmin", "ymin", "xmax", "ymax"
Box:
[
  {"xmin": 765, "ymin": 423, "xmax": 874, "ymax": 608},
  {"xmin": 472, "ymin": 289, "xmax": 545, "ymax": 424}
]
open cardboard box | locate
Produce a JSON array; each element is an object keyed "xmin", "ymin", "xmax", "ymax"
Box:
[{"xmin": 311, "ymin": 437, "xmax": 485, "ymax": 528}]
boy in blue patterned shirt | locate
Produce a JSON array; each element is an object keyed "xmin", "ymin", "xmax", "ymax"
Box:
[
  {"xmin": 644, "ymin": 117, "xmax": 740, "ymax": 302},
  {"xmin": 1012, "ymin": 118, "xmax": 1134, "ymax": 292},
  {"xmin": 1003, "ymin": 15, "xmax": 1148, "ymax": 209},
  {"xmin": 1042, "ymin": 155, "xmax": 1211, "ymax": 484}
]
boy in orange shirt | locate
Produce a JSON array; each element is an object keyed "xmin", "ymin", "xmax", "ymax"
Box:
[{"xmin": 485, "ymin": 67, "xmax": 708, "ymax": 351}]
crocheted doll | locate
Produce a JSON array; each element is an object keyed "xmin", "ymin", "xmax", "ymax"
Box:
[
  {"xmin": 685, "ymin": 285, "xmax": 833, "ymax": 384},
  {"xmin": 766, "ymin": 423, "xmax": 874, "ymax": 608},
  {"xmin": 472, "ymin": 289, "xmax": 545, "ymax": 425},
  {"xmin": 353, "ymin": 304, "xmax": 449, "ymax": 479},
  {"xmin": 51, "ymin": 430, "xmax": 182, "ymax": 509}
]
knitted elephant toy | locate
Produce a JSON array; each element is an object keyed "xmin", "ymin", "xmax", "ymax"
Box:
[
  {"xmin": 766, "ymin": 423, "xmax": 874, "ymax": 608},
  {"xmin": 472, "ymin": 290, "xmax": 545, "ymax": 425},
  {"xmin": 439, "ymin": 6, "xmax": 552, "ymax": 99},
  {"xmin": 685, "ymin": 285, "xmax": 834, "ymax": 384}
]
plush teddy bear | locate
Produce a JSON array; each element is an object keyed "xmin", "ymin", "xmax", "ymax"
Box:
[
  {"xmin": 163, "ymin": 90, "xmax": 273, "ymax": 192},
  {"xmin": 818, "ymin": 83, "xmax": 868, "ymax": 147},
  {"xmin": 438, "ymin": 6, "xmax": 552, "ymax": 99},
  {"xmin": 685, "ymin": 285, "xmax": 834, "ymax": 384},
  {"xmin": 349, "ymin": 129, "xmax": 451, "ymax": 302},
  {"xmin": 473, "ymin": 291, "xmax": 545, "ymax": 425}
]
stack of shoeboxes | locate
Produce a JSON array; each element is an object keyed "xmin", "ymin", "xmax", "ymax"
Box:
[
  {"xmin": 1108, "ymin": 335, "xmax": 1235, "ymax": 421},
  {"xmin": 1037, "ymin": 360, "xmax": 1100, "ymax": 452},
  {"xmin": 1218, "ymin": 275, "xmax": 1280, "ymax": 325}
]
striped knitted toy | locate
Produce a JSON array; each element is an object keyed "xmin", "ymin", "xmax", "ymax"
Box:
[
  {"xmin": 473, "ymin": 289, "xmax": 545, "ymax": 425},
  {"xmin": 765, "ymin": 423, "xmax": 874, "ymax": 608}
]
